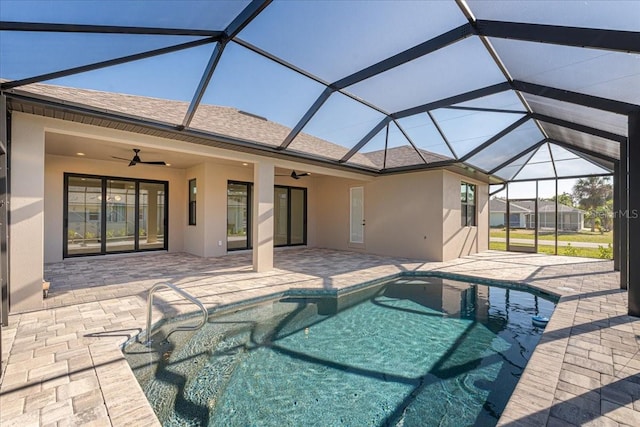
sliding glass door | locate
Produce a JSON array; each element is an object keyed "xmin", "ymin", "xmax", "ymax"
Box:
[
  {"xmin": 227, "ymin": 182, "xmax": 306, "ymax": 250},
  {"xmin": 274, "ymin": 187, "xmax": 288, "ymax": 246},
  {"xmin": 66, "ymin": 176, "xmax": 103, "ymax": 256},
  {"xmin": 140, "ymin": 182, "xmax": 166, "ymax": 250},
  {"xmin": 64, "ymin": 174, "xmax": 168, "ymax": 257},
  {"xmin": 227, "ymin": 182, "xmax": 251, "ymax": 250},
  {"xmin": 273, "ymin": 186, "xmax": 307, "ymax": 247},
  {"xmin": 289, "ymin": 187, "xmax": 306, "ymax": 245},
  {"xmin": 105, "ymin": 180, "xmax": 136, "ymax": 253}
]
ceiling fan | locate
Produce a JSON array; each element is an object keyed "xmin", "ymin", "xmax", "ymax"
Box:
[
  {"xmin": 112, "ymin": 149, "xmax": 167, "ymax": 167},
  {"xmin": 276, "ymin": 170, "xmax": 311, "ymax": 180}
]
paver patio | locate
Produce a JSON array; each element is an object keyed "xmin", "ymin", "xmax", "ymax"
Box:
[{"xmin": 1, "ymin": 249, "xmax": 639, "ymax": 426}]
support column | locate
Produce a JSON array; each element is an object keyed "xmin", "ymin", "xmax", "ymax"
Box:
[
  {"xmin": 1, "ymin": 95, "xmax": 8, "ymax": 326},
  {"xmin": 621, "ymin": 136, "xmax": 629, "ymax": 291},
  {"xmin": 628, "ymin": 112, "xmax": 639, "ymax": 316},
  {"xmin": 613, "ymin": 161, "xmax": 620, "ymax": 271},
  {"xmin": 252, "ymin": 161, "xmax": 274, "ymax": 272},
  {"xmin": 10, "ymin": 113, "xmax": 45, "ymax": 312}
]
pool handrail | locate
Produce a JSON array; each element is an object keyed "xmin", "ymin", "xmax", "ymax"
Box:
[{"xmin": 142, "ymin": 281, "xmax": 208, "ymax": 346}]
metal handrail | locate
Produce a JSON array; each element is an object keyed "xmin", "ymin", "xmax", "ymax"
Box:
[{"xmin": 143, "ymin": 281, "xmax": 208, "ymax": 346}]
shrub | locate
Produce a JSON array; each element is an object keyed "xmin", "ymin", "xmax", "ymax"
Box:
[
  {"xmin": 598, "ymin": 243, "xmax": 613, "ymax": 259},
  {"xmin": 564, "ymin": 243, "xmax": 578, "ymax": 256}
]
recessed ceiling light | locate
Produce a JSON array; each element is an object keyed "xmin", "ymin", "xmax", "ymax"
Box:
[
  {"xmin": 76, "ymin": 152, "xmax": 85, "ymax": 156},
  {"xmin": 165, "ymin": 163, "xmax": 172, "ymax": 167},
  {"xmin": 242, "ymin": 163, "xmax": 248, "ymax": 166}
]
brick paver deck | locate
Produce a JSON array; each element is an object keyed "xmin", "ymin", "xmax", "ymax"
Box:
[{"xmin": 1, "ymin": 249, "xmax": 638, "ymax": 426}]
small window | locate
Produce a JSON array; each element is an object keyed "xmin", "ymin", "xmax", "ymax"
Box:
[
  {"xmin": 188, "ymin": 178, "xmax": 197, "ymax": 225},
  {"xmin": 461, "ymin": 182, "xmax": 476, "ymax": 227}
]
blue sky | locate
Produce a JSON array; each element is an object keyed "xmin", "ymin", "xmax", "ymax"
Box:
[{"xmin": 0, "ymin": 0, "xmax": 616, "ymax": 181}]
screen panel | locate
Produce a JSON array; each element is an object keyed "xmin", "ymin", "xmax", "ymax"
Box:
[
  {"xmin": 466, "ymin": 120, "xmax": 543, "ymax": 172},
  {"xmin": 238, "ymin": 1, "xmax": 467, "ymax": 82},
  {"xmin": 543, "ymin": 124, "xmax": 620, "ymax": 160},
  {"xmin": 346, "ymin": 37, "xmax": 507, "ymax": 112},
  {"xmin": 513, "ymin": 145, "xmax": 557, "ymax": 180},
  {"xmin": 468, "ymin": 0, "xmax": 640, "ymax": 31},
  {"xmin": 396, "ymin": 114, "xmax": 455, "ymax": 159},
  {"xmin": 523, "ymin": 93, "xmax": 628, "ymax": 137},
  {"xmin": 430, "ymin": 108, "xmax": 526, "ymax": 157},
  {"xmin": 191, "ymin": 42, "xmax": 326, "ymax": 145},
  {"xmin": 0, "ymin": 32, "xmax": 203, "ymax": 81},
  {"xmin": 491, "ymin": 38, "xmax": 640, "ymax": 105},
  {"xmin": 493, "ymin": 148, "xmax": 537, "ymax": 181},
  {"xmin": 43, "ymin": 43, "xmax": 214, "ymax": 107},
  {"xmin": 0, "ymin": 0, "xmax": 249, "ymax": 30},
  {"xmin": 453, "ymin": 90, "xmax": 527, "ymax": 112},
  {"xmin": 288, "ymin": 92, "xmax": 386, "ymax": 160}
]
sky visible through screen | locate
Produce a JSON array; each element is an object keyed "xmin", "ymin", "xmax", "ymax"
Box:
[{"xmin": 0, "ymin": 0, "xmax": 618, "ymax": 182}]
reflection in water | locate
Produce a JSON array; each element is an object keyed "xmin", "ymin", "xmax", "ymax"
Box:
[{"xmin": 125, "ymin": 276, "xmax": 556, "ymax": 427}]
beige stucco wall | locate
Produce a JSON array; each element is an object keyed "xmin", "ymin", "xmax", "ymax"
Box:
[
  {"xmin": 183, "ymin": 161, "xmax": 317, "ymax": 258},
  {"xmin": 45, "ymin": 155, "xmax": 320, "ymax": 261},
  {"xmin": 315, "ymin": 170, "xmax": 489, "ymax": 261},
  {"xmin": 10, "ymin": 113, "xmax": 45, "ymax": 312},
  {"xmin": 44, "ymin": 154, "xmax": 187, "ymax": 263},
  {"xmin": 315, "ymin": 170, "xmax": 446, "ymax": 260},
  {"xmin": 442, "ymin": 171, "xmax": 489, "ymax": 261},
  {"xmin": 11, "ymin": 111, "xmax": 490, "ymax": 314}
]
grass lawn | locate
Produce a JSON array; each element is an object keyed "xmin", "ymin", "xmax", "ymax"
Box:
[
  {"xmin": 489, "ymin": 241, "xmax": 611, "ymax": 259},
  {"xmin": 490, "ymin": 229, "xmax": 613, "ymax": 244}
]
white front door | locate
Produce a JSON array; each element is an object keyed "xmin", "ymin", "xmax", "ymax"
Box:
[{"xmin": 350, "ymin": 187, "xmax": 364, "ymax": 244}]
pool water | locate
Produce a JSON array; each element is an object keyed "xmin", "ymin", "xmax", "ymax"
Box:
[{"xmin": 124, "ymin": 276, "xmax": 556, "ymax": 426}]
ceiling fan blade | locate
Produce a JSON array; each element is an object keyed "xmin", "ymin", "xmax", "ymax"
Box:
[
  {"xmin": 139, "ymin": 161, "xmax": 167, "ymax": 165},
  {"xmin": 290, "ymin": 170, "xmax": 310, "ymax": 179},
  {"xmin": 111, "ymin": 156, "xmax": 131, "ymax": 161},
  {"xmin": 128, "ymin": 160, "xmax": 137, "ymax": 167}
]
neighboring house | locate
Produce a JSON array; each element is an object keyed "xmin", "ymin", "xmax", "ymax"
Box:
[
  {"xmin": 490, "ymin": 199, "xmax": 584, "ymax": 231},
  {"xmin": 5, "ymin": 82, "xmax": 490, "ymax": 313}
]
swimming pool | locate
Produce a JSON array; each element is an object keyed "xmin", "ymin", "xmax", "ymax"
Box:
[{"xmin": 124, "ymin": 274, "xmax": 556, "ymax": 426}]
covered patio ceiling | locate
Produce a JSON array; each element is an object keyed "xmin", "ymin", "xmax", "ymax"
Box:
[{"xmin": 0, "ymin": 0, "xmax": 638, "ymax": 181}]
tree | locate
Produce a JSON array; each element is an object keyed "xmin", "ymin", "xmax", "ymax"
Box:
[
  {"xmin": 552, "ymin": 192, "xmax": 574, "ymax": 207},
  {"xmin": 572, "ymin": 177, "xmax": 613, "ymax": 231}
]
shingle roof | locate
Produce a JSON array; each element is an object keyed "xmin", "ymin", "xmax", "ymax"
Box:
[
  {"xmin": 10, "ymin": 82, "xmax": 447, "ymax": 170},
  {"xmin": 490, "ymin": 198, "xmax": 583, "ymax": 214}
]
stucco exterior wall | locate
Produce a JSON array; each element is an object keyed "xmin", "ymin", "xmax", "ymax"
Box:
[
  {"xmin": 442, "ymin": 171, "xmax": 489, "ymax": 261},
  {"xmin": 183, "ymin": 163, "xmax": 205, "ymax": 257},
  {"xmin": 315, "ymin": 170, "xmax": 489, "ymax": 262},
  {"xmin": 11, "ymin": 111, "xmax": 489, "ymax": 313},
  {"xmin": 10, "ymin": 113, "xmax": 45, "ymax": 312},
  {"xmin": 315, "ymin": 171, "xmax": 446, "ymax": 261},
  {"xmin": 365, "ymin": 171, "xmax": 445, "ymax": 261},
  {"xmin": 44, "ymin": 154, "xmax": 187, "ymax": 263}
]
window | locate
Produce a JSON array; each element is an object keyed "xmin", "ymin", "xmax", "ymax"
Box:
[
  {"xmin": 226, "ymin": 181, "xmax": 307, "ymax": 251},
  {"xmin": 227, "ymin": 181, "xmax": 251, "ymax": 250},
  {"xmin": 461, "ymin": 182, "xmax": 476, "ymax": 226},
  {"xmin": 274, "ymin": 185, "xmax": 307, "ymax": 247},
  {"xmin": 188, "ymin": 178, "xmax": 197, "ymax": 225},
  {"xmin": 64, "ymin": 173, "xmax": 168, "ymax": 257}
]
